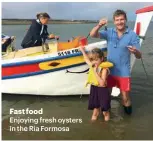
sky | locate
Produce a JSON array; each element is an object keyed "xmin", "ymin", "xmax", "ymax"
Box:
[{"xmin": 2, "ymin": 2, "xmax": 153, "ymax": 21}]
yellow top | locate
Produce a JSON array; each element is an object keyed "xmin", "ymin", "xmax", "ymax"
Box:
[{"xmin": 85, "ymin": 61, "xmax": 113, "ymax": 87}]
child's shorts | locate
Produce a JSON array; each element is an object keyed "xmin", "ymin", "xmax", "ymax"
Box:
[{"xmin": 88, "ymin": 85, "xmax": 111, "ymax": 112}]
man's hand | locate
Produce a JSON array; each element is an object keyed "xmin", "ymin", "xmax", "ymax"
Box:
[
  {"xmin": 55, "ymin": 36, "xmax": 59, "ymax": 40},
  {"xmin": 48, "ymin": 34, "xmax": 59, "ymax": 40},
  {"xmin": 2, "ymin": 39, "xmax": 7, "ymax": 44},
  {"xmin": 98, "ymin": 19, "xmax": 108, "ymax": 28},
  {"xmin": 48, "ymin": 34, "xmax": 55, "ymax": 39},
  {"xmin": 127, "ymin": 46, "xmax": 137, "ymax": 54},
  {"xmin": 90, "ymin": 18, "xmax": 108, "ymax": 38},
  {"xmin": 127, "ymin": 46, "xmax": 141, "ymax": 59}
]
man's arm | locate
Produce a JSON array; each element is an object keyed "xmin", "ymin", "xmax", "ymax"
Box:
[
  {"xmin": 128, "ymin": 46, "xmax": 141, "ymax": 59},
  {"xmin": 90, "ymin": 19, "xmax": 107, "ymax": 38},
  {"xmin": 128, "ymin": 33, "xmax": 141, "ymax": 59},
  {"xmin": 134, "ymin": 50, "xmax": 141, "ymax": 59},
  {"xmin": 90, "ymin": 25, "xmax": 102, "ymax": 38}
]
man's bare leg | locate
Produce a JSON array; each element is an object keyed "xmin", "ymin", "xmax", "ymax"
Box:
[{"xmin": 121, "ymin": 91, "xmax": 132, "ymax": 114}]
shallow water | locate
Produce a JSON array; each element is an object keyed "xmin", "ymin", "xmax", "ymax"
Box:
[{"xmin": 2, "ymin": 23, "xmax": 153, "ymax": 140}]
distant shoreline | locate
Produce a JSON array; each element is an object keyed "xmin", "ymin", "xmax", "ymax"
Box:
[
  {"xmin": 2, "ymin": 19, "xmax": 147, "ymax": 25},
  {"xmin": 2, "ymin": 19, "xmax": 97, "ymax": 25}
]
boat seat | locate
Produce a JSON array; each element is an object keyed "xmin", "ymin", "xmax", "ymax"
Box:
[
  {"xmin": 2, "ymin": 42, "xmax": 58, "ymax": 59},
  {"xmin": 57, "ymin": 36, "xmax": 81, "ymax": 51}
]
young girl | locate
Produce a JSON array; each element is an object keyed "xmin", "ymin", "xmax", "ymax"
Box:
[{"xmin": 80, "ymin": 47, "xmax": 111, "ymax": 121}]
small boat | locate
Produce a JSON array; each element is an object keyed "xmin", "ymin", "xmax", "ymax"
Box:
[{"xmin": 2, "ymin": 5, "xmax": 153, "ymax": 96}]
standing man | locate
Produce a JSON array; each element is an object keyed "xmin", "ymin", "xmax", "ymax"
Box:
[{"xmin": 90, "ymin": 10, "xmax": 141, "ymax": 115}]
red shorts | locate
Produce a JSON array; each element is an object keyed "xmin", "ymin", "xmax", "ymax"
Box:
[{"xmin": 107, "ymin": 75, "xmax": 131, "ymax": 92}]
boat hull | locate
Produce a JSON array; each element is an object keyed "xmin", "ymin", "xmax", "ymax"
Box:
[
  {"xmin": 2, "ymin": 64, "xmax": 90, "ymax": 95},
  {"xmin": 2, "ymin": 41, "xmax": 109, "ymax": 96}
]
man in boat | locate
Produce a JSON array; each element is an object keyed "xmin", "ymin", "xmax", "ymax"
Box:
[
  {"xmin": 21, "ymin": 12, "xmax": 59, "ymax": 48},
  {"xmin": 2, "ymin": 34, "xmax": 15, "ymax": 52},
  {"xmin": 90, "ymin": 9, "xmax": 142, "ymax": 115}
]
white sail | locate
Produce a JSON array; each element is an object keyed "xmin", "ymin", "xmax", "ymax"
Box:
[{"xmin": 131, "ymin": 7, "xmax": 153, "ymax": 69}]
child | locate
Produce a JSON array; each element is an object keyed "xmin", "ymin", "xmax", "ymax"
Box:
[{"xmin": 80, "ymin": 47, "xmax": 111, "ymax": 121}]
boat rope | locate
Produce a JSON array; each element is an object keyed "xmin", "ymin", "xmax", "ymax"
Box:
[
  {"xmin": 66, "ymin": 68, "xmax": 89, "ymax": 74},
  {"xmin": 140, "ymin": 57, "xmax": 149, "ymax": 79}
]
